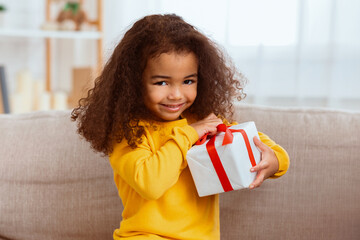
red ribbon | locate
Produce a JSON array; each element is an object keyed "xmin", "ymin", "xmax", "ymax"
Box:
[{"xmin": 195, "ymin": 124, "xmax": 257, "ymax": 192}]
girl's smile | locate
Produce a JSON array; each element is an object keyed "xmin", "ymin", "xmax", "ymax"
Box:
[
  {"xmin": 161, "ymin": 103, "xmax": 185, "ymax": 112},
  {"xmin": 142, "ymin": 51, "xmax": 198, "ymax": 121}
]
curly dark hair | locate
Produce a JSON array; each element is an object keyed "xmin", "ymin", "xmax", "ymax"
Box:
[{"xmin": 71, "ymin": 14, "xmax": 246, "ymax": 155}]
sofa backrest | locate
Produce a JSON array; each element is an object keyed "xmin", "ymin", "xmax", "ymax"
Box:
[
  {"xmin": 0, "ymin": 110, "xmax": 122, "ymax": 240},
  {"xmin": 0, "ymin": 105, "xmax": 359, "ymax": 240},
  {"xmin": 219, "ymin": 103, "xmax": 360, "ymax": 240}
]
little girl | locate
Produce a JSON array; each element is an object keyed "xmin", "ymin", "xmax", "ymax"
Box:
[{"xmin": 72, "ymin": 14, "xmax": 289, "ymax": 240}]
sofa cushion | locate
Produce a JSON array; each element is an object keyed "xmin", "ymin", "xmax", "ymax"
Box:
[
  {"xmin": 1, "ymin": 105, "xmax": 359, "ymax": 240},
  {"xmin": 219, "ymin": 103, "xmax": 360, "ymax": 240},
  {"xmin": 0, "ymin": 110, "xmax": 122, "ymax": 240}
]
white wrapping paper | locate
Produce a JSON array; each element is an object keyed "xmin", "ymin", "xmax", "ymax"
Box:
[{"xmin": 187, "ymin": 122, "xmax": 261, "ymax": 197}]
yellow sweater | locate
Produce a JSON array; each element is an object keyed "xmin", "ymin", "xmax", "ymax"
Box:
[{"xmin": 109, "ymin": 118, "xmax": 289, "ymax": 239}]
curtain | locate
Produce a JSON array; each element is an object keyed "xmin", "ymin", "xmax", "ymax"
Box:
[
  {"xmin": 1, "ymin": 0, "xmax": 358, "ymax": 111},
  {"xmin": 105, "ymin": 0, "xmax": 360, "ymax": 110}
]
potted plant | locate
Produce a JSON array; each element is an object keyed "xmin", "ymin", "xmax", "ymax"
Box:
[{"xmin": 0, "ymin": 4, "xmax": 6, "ymax": 27}]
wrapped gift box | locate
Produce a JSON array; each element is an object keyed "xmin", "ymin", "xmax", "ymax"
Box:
[{"xmin": 187, "ymin": 122, "xmax": 261, "ymax": 197}]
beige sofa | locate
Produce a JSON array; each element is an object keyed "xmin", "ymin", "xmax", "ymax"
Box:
[{"xmin": 0, "ymin": 104, "xmax": 359, "ymax": 240}]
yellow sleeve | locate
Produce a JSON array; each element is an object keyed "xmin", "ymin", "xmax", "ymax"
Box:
[
  {"xmin": 109, "ymin": 125, "xmax": 199, "ymax": 200},
  {"xmin": 258, "ymin": 132, "xmax": 290, "ymax": 178}
]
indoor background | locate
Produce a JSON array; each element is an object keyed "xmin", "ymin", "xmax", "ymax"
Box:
[{"xmin": 0, "ymin": 0, "xmax": 359, "ymax": 113}]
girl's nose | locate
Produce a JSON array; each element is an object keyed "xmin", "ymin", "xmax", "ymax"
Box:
[{"xmin": 168, "ymin": 86, "xmax": 182, "ymax": 100}]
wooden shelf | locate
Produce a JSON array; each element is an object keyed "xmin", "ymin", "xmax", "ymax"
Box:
[
  {"xmin": 0, "ymin": 29, "xmax": 102, "ymax": 39},
  {"xmin": 0, "ymin": 0, "xmax": 103, "ymax": 92}
]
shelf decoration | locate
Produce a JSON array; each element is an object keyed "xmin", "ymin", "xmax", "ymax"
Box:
[
  {"xmin": 68, "ymin": 67, "xmax": 94, "ymax": 108},
  {"xmin": 57, "ymin": 1, "xmax": 88, "ymax": 31},
  {"xmin": 0, "ymin": 66, "xmax": 10, "ymax": 113},
  {"xmin": 10, "ymin": 70, "xmax": 69, "ymax": 113},
  {"xmin": 0, "ymin": 4, "xmax": 7, "ymax": 28}
]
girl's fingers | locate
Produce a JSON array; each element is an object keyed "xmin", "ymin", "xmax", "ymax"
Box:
[
  {"xmin": 250, "ymin": 160, "xmax": 268, "ymax": 173},
  {"xmin": 207, "ymin": 126, "xmax": 218, "ymax": 136},
  {"xmin": 205, "ymin": 113, "xmax": 217, "ymax": 120},
  {"xmin": 253, "ymin": 136, "xmax": 268, "ymax": 152},
  {"xmin": 249, "ymin": 172, "xmax": 265, "ymax": 189},
  {"xmin": 249, "ymin": 137, "xmax": 279, "ymax": 189}
]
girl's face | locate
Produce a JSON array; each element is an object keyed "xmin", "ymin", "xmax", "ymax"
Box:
[{"xmin": 142, "ymin": 51, "xmax": 198, "ymax": 121}]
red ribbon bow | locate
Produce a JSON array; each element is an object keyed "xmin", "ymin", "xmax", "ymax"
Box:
[{"xmin": 195, "ymin": 124, "xmax": 257, "ymax": 192}]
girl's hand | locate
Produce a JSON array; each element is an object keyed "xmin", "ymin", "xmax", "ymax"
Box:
[
  {"xmin": 249, "ymin": 136, "xmax": 279, "ymax": 189},
  {"xmin": 190, "ymin": 113, "xmax": 223, "ymax": 139}
]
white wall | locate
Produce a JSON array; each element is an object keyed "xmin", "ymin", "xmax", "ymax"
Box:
[{"xmin": 1, "ymin": 0, "xmax": 359, "ymax": 111}]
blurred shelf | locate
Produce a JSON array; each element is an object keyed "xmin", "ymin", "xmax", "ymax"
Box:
[
  {"xmin": 0, "ymin": 28, "xmax": 102, "ymax": 39},
  {"xmin": 0, "ymin": 0, "xmax": 103, "ymax": 92}
]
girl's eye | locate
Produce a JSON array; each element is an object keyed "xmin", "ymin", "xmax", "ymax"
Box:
[
  {"xmin": 184, "ymin": 79, "xmax": 195, "ymax": 85},
  {"xmin": 154, "ymin": 81, "xmax": 167, "ymax": 86}
]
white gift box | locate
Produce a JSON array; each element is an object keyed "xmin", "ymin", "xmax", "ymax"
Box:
[{"xmin": 187, "ymin": 122, "xmax": 261, "ymax": 197}]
